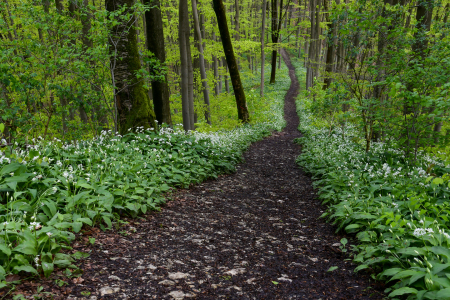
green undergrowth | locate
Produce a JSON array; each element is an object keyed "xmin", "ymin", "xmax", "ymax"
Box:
[
  {"xmin": 292, "ymin": 55, "xmax": 450, "ymax": 299},
  {"xmin": 0, "ymin": 58, "xmax": 291, "ymax": 287},
  {"xmin": 171, "ymin": 53, "xmax": 289, "ymax": 132}
]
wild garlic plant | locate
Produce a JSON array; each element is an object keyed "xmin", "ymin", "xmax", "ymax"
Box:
[
  {"xmin": 295, "ymin": 91, "xmax": 450, "ymax": 299},
  {"xmin": 0, "ymin": 61, "xmax": 290, "ymax": 282}
]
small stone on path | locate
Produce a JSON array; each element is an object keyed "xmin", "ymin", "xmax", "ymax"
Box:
[
  {"xmin": 159, "ymin": 279, "xmax": 176, "ymax": 286},
  {"xmin": 168, "ymin": 290, "xmax": 185, "ymax": 299},
  {"xmin": 168, "ymin": 272, "xmax": 190, "ymax": 280},
  {"xmin": 224, "ymin": 268, "xmax": 246, "ymax": 276},
  {"xmin": 99, "ymin": 286, "xmax": 120, "ymax": 296}
]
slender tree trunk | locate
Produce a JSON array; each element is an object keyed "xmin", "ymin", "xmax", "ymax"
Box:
[
  {"xmin": 306, "ymin": 0, "xmax": 316, "ymax": 90},
  {"xmin": 179, "ymin": 9, "xmax": 190, "ymax": 130},
  {"xmin": 179, "ymin": 0, "xmax": 193, "ymax": 131},
  {"xmin": 187, "ymin": 35, "xmax": 195, "ymax": 130},
  {"xmin": 144, "ymin": 0, "xmax": 172, "ymax": 126},
  {"xmin": 212, "ymin": 29, "xmax": 220, "ymax": 96},
  {"xmin": 223, "ymin": 57, "xmax": 230, "ymax": 93},
  {"xmin": 323, "ymin": 0, "xmax": 335, "ymax": 89},
  {"xmin": 314, "ymin": 0, "xmax": 321, "ymax": 79},
  {"xmin": 261, "ymin": 0, "xmax": 267, "ymax": 96},
  {"xmin": 213, "ymin": 0, "xmax": 249, "ymax": 123},
  {"xmin": 191, "ymin": 0, "xmax": 211, "ymax": 124},
  {"xmin": 270, "ymin": 0, "xmax": 279, "ymax": 83}
]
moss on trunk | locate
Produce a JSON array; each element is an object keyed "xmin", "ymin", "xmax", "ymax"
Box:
[{"xmin": 106, "ymin": 0, "xmax": 156, "ymax": 135}]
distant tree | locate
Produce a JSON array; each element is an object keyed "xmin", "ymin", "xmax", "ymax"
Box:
[
  {"xmin": 212, "ymin": 0, "xmax": 249, "ymax": 123},
  {"xmin": 179, "ymin": 0, "xmax": 194, "ymax": 131},
  {"xmin": 144, "ymin": 0, "xmax": 172, "ymax": 126}
]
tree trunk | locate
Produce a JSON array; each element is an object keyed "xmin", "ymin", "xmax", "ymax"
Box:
[
  {"xmin": 223, "ymin": 57, "xmax": 230, "ymax": 93},
  {"xmin": 270, "ymin": 0, "xmax": 279, "ymax": 83},
  {"xmin": 306, "ymin": 0, "xmax": 316, "ymax": 90},
  {"xmin": 261, "ymin": 0, "xmax": 267, "ymax": 97},
  {"xmin": 192, "ymin": 0, "xmax": 211, "ymax": 124},
  {"xmin": 323, "ymin": 0, "xmax": 335, "ymax": 90},
  {"xmin": 179, "ymin": 0, "xmax": 193, "ymax": 131},
  {"xmin": 144, "ymin": 0, "xmax": 172, "ymax": 126},
  {"xmin": 213, "ymin": 0, "xmax": 249, "ymax": 123},
  {"xmin": 106, "ymin": 0, "xmax": 156, "ymax": 135}
]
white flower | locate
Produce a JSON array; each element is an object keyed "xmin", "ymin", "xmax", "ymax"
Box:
[
  {"xmin": 46, "ymin": 232, "xmax": 53, "ymax": 237},
  {"xmin": 29, "ymin": 222, "xmax": 42, "ymax": 230},
  {"xmin": 413, "ymin": 228, "xmax": 426, "ymax": 237}
]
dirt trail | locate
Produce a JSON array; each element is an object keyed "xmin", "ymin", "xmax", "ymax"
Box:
[{"xmin": 21, "ymin": 50, "xmax": 384, "ymax": 300}]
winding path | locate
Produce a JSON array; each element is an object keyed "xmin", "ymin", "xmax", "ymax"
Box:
[{"xmin": 35, "ymin": 51, "xmax": 384, "ymax": 300}]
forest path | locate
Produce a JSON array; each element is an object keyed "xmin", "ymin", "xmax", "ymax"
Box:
[{"xmin": 38, "ymin": 51, "xmax": 384, "ymax": 300}]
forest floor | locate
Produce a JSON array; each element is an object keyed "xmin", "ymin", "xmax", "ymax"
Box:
[{"xmin": 7, "ymin": 51, "xmax": 386, "ymax": 300}]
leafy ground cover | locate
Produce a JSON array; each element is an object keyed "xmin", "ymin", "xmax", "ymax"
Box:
[
  {"xmin": 0, "ymin": 59, "xmax": 290, "ymax": 289},
  {"xmin": 292, "ymin": 54, "xmax": 450, "ymax": 299}
]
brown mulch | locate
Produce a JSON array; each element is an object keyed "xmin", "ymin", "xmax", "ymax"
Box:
[{"xmin": 4, "ymin": 50, "xmax": 386, "ymax": 300}]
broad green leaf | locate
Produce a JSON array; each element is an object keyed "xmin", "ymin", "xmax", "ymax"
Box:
[
  {"xmin": 354, "ymin": 264, "xmax": 369, "ymax": 272},
  {"xmin": 13, "ymin": 241, "xmax": 37, "ymax": 256},
  {"xmin": 28, "ymin": 189, "xmax": 37, "ymax": 199},
  {"xmin": 344, "ymin": 224, "xmax": 360, "ymax": 232},
  {"xmin": 42, "ymin": 262, "xmax": 54, "ymax": 277},
  {"xmin": 397, "ymin": 247, "xmax": 427, "ymax": 256},
  {"xmin": 76, "ymin": 218, "xmax": 92, "ymax": 226},
  {"xmin": 433, "ymin": 276, "xmax": 450, "ymax": 288},
  {"xmin": 390, "ymin": 270, "xmax": 422, "ymax": 281},
  {"xmin": 430, "ymin": 263, "xmax": 450, "ymax": 275},
  {"xmin": 53, "ymin": 259, "xmax": 72, "ymax": 268},
  {"xmin": 388, "ymin": 287, "xmax": 418, "ymax": 297},
  {"xmin": 13, "ymin": 265, "xmax": 38, "ymax": 276},
  {"xmin": 0, "ymin": 163, "xmax": 22, "ymax": 176},
  {"xmin": 102, "ymin": 216, "xmax": 112, "ymax": 228},
  {"xmin": 436, "ymin": 288, "xmax": 450, "ymax": 299},
  {"xmin": 54, "ymin": 253, "xmax": 74, "ymax": 262},
  {"xmin": 0, "ymin": 244, "xmax": 11, "ymax": 257},
  {"xmin": 72, "ymin": 251, "xmax": 90, "ymax": 259},
  {"xmin": 53, "ymin": 222, "xmax": 73, "ymax": 229},
  {"xmin": 0, "ymin": 265, "xmax": 5, "ymax": 281},
  {"xmin": 409, "ymin": 272, "xmax": 426, "ymax": 285},
  {"xmin": 432, "ymin": 178, "xmax": 444, "ymax": 185},
  {"xmin": 379, "ymin": 268, "xmax": 402, "ymax": 278},
  {"xmin": 327, "ymin": 266, "xmax": 338, "ymax": 272},
  {"xmin": 72, "ymin": 222, "xmax": 83, "ymax": 233},
  {"xmin": 432, "ymin": 247, "xmax": 450, "ymax": 260}
]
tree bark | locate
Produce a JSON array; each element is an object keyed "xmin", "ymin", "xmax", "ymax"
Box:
[
  {"xmin": 144, "ymin": 0, "xmax": 172, "ymax": 126},
  {"xmin": 261, "ymin": 0, "xmax": 267, "ymax": 96},
  {"xmin": 270, "ymin": 0, "xmax": 279, "ymax": 83},
  {"xmin": 106, "ymin": 0, "xmax": 156, "ymax": 134},
  {"xmin": 178, "ymin": 0, "xmax": 193, "ymax": 131},
  {"xmin": 323, "ymin": 0, "xmax": 335, "ymax": 89},
  {"xmin": 213, "ymin": 0, "xmax": 249, "ymax": 123},
  {"xmin": 191, "ymin": 0, "xmax": 211, "ymax": 124},
  {"xmin": 223, "ymin": 57, "xmax": 230, "ymax": 93},
  {"xmin": 306, "ymin": 0, "xmax": 316, "ymax": 90}
]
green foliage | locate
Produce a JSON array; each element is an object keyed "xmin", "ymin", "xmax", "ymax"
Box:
[
  {"xmin": 327, "ymin": 0, "xmax": 450, "ymax": 157},
  {"xmin": 0, "ymin": 53, "xmax": 291, "ymax": 284},
  {"xmin": 172, "ymin": 57, "xmax": 289, "ymax": 133},
  {"xmin": 296, "ymin": 81, "xmax": 450, "ymax": 299}
]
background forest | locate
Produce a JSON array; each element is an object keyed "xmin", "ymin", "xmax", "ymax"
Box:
[{"xmin": 1, "ymin": 0, "xmax": 450, "ymax": 298}]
